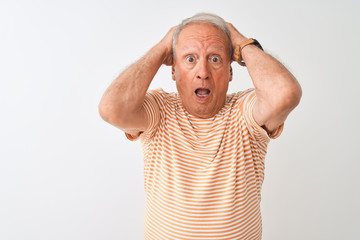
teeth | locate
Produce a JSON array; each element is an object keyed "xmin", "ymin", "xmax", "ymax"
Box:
[
  {"xmin": 195, "ymin": 88, "xmax": 210, "ymax": 97},
  {"xmin": 196, "ymin": 93, "xmax": 209, "ymax": 97}
]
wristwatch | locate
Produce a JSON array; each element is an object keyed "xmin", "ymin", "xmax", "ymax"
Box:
[{"xmin": 233, "ymin": 38, "xmax": 263, "ymax": 66}]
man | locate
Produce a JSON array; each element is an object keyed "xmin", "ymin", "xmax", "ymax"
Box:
[{"xmin": 99, "ymin": 13, "xmax": 301, "ymax": 240}]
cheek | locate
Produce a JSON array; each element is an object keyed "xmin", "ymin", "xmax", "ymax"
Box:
[
  {"xmin": 174, "ymin": 67, "xmax": 193, "ymax": 87},
  {"xmin": 176, "ymin": 80, "xmax": 195, "ymax": 101},
  {"xmin": 176, "ymin": 79, "xmax": 190, "ymax": 96}
]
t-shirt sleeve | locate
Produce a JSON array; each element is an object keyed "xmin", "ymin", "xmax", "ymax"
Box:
[
  {"xmin": 242, "ymin": 89, "xmax": 284, "ymax": 143},
  {"xmin": 125, "ymin": 89, "xmax": 162, "ymax": 142}
]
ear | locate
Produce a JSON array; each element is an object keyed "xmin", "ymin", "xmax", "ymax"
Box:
[
  {"xmin": 171, "ymin": 64, "xmax": 176, "ymax": 81},
  {"xmin": 229, "ymin": 65, "xmax": 233, "ymax": 82}
]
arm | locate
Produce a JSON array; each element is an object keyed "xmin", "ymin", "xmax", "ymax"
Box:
[
  {"xmin": 227, "ymin": 23, "xmax": 302, "ymax": 134},
  {"xmin": 98, "ymin": 27, "xmax": 176, "ymax": 136}
]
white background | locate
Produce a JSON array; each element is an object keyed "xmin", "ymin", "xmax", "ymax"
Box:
[{"xmin": 1, "ymin": 0, "xmax": 359, "ymax": 239}]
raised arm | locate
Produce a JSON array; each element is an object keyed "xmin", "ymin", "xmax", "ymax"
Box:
[
  {"xmin": 227, "ymin": 23, "xmax": 302, "ymax": 134},
  {"xmin": 98, "ymin": 27, "xmax": 176, "ymax": 136}
]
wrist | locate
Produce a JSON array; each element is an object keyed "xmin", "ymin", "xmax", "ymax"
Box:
[{"xmin": 233, "ymin": 38, "xmax": 263, "ymax": 66}]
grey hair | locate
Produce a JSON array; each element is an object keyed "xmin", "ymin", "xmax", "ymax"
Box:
[{"xmin": 172, "ymin": 13, "xmax": 233, "ymax": 59}]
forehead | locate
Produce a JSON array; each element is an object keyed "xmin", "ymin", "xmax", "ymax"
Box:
[{"xmin": 176, "ymin": 23, "xmax": 229, "ymax": 51}]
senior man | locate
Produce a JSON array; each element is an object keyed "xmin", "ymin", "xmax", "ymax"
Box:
[{"xmin": 99, "ymin": 13, "xmax": 301, "ymax": 240}]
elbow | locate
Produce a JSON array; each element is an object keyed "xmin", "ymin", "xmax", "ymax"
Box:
[
  {"xmin": 290, "ymin": 80, "xmax": 302, "ymax": 109},
  {"xmin": 280, "ymin": 80, "xmax": 302, "ymax": 112},
  {"xmin": 98, "ymin": 100, "xmax": 112, "ymax": 123},
  {"xmin": 98, "ymin": 102, "xmax": 126, "ymax": 128},
  {"xmin": 98, "ymin": 98, "xmax": 138, "ymax": 129},
  {"xmin": 98, "ymin": 97, "xmax": 122, "ymax": 125}
]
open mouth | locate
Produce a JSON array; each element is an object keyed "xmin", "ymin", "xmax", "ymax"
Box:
[{"xmin": 195, "ymin": 88, "xmax": 211, "ymax": 98}]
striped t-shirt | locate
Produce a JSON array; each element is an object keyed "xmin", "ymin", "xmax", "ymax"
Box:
[{"xmin": 126, "ymin": 88, "xmax": 283, "ymax": 240}]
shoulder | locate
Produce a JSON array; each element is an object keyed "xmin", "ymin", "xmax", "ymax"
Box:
[
  {"xmin": 231, "ymin": 88, "xmax": 284, "ymax": 142},
  {"xmin": 146, "ymin": 88, "xmax": 177, "ymax": 103},
  {"xmin": 226, "ymin": 88, "xmax": 256, "ymax": 108}
]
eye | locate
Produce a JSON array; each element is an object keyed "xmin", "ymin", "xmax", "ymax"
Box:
[
  {"xmin": 210, "ymin": 56, "xmax": 221, "ymax": 63},
  {"xmin": 186, "ymin": 56, "xmax": 196, "ymax": 63}
]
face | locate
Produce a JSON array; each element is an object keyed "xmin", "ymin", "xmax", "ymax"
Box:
[{"xmin": 172, "ymin": 23, "xmax": 233, "ymax": 118}]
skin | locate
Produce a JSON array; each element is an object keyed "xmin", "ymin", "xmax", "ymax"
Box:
[
  {"xmin": 99, "ymin": 21, "xmax": 301, "ymax": 136},
  {"xmin": 226, "ymin": 23, "xmax": 302, "ymax": 132},
  {"xmin": 98, "ymin": 26, "xmax": 176, "ymax": 136},
  {"xmin": 172, "ymin": 23, "xmax": 233, "ymax": 118}
]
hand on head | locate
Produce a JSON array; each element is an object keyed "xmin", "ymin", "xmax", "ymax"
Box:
[
  {"xmin": 159, "ymin": 26, "xmax": 178, "ymax": 66},
  {"xmin": 226, "ymin": 23, "xmax": 247, "ymax": 61}
]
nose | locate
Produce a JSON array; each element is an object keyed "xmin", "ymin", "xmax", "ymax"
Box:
[{"xmin": 196, "ymin": 59, "xmax": 210, "ymax": 80}]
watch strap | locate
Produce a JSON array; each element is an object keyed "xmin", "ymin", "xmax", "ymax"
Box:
[{"xmin": 233, "ymin": 38, "xmax": 263, "ymax": 66}]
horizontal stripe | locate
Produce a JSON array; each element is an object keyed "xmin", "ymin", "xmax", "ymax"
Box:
[{"xmin": 126, "ymin": 88, "xmax": 282, "ymax": 240}]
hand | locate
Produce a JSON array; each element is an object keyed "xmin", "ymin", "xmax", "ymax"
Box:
[
  {"xmin": 226, "ymin": 22, "xmax": 247, "ymax": 50},
  {"xmin": 159, "ymin": 26, "xmax": 178, "ymax": 66}
]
